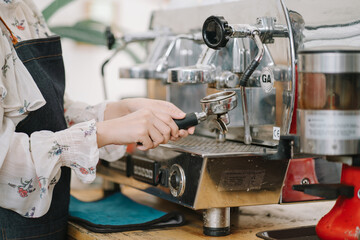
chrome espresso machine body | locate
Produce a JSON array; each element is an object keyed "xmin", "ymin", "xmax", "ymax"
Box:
[{"xmin": 100, "ymin": 0, "xmax": 360, "ymax": 236}]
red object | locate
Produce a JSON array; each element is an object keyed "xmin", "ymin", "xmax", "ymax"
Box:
[
  {"xmin": 126, "ymin": 143, "xmax": 136, "ymax": 154},
  {"xmin": 282, "ymin": 158, "xmax": 322, "ymax": 202},
  {"xmin": 289, "ymin": 65, "xmax": 298, "ymax": 134},
  {"xmin": 316, "ymin": 164, "xmax": 360, "ymax": 240}
]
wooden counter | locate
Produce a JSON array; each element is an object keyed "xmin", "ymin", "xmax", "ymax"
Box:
[{"xmin": 68, "ymin": 186, "xmax": 334, "ymax": 240}]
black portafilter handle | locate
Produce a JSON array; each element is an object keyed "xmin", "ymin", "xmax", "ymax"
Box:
[
  {"xmin": 137, "ymin": 112, "xmax": 202, "ymax": 146},
  {"xmin": 174, "ymin": 112, "xmax": 202, "ymax": 130},
  {"xmin": 202, "ymin": 15, "xmax": 232, "ymax": 50}
]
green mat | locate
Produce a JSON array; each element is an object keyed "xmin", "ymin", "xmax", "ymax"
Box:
[{"xmin": 69, "ymin": 192, "xmax": 185, "ymax": 233}]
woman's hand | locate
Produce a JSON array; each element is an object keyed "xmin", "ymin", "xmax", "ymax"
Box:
[
  {"xmin": 104, "ymin": 98, "xmax": 195, "ymax": 140},
  {"xmin": 97, "ymin": 103, "xmax": 195, "ymax": 150}
]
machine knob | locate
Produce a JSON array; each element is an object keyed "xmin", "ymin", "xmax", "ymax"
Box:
[
  {"xmin": 202, "ymin": 16, "xmax": 232, "ymax": 49},
  {"xmin": 168, "ymin": 164, "xmax": 186, "ymax": 197},
  {"xmin": 170, "ymin": 174, "xmax": 180, "ymax": 189}
]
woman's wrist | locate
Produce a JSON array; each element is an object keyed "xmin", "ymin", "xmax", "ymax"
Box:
[{"xmin": 96, "ymin": 121, "xmax": 111, "ymax": 148}]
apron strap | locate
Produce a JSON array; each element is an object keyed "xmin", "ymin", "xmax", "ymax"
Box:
[{"xmin": 0, "ymin": 16, "xmax": 18, "ymax": 45}]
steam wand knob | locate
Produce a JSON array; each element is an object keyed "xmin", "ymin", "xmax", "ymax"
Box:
[{"xmin": 202, "ymin": 16, "xmax": 233, "ymax": 49}]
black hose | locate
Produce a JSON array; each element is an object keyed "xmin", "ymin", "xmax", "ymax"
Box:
[{"xmin": 239, "ymin": 60, "xmax": 260, "ymax": 87}]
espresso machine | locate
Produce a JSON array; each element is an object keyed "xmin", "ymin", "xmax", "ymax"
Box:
[{"xmin": 98, "ymin": 0, "xmax": 360, "ymax": 237}]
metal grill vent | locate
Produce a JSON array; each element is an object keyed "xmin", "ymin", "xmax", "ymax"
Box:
[{"xmin": 163, "ymin": 135, "xmax": 276, "ymax": 156}]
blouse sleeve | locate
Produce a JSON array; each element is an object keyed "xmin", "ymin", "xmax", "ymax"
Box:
[
  {"xmin": 64, "ymin": 97, "xmax": 127, "ymax": 162},
  {"xmin": 0, "ymin": 28, "xmax": 100, "ymax": 218},
  {"xmin": 0, "ymin": 117, "xmax": 99, "ymax": 218}
]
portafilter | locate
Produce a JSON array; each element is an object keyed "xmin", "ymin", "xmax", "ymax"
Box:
[{"xmin": 174, "ymin": 91, "xmax": 237, "ymax": 129}]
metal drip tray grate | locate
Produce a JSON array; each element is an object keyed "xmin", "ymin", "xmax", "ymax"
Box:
[{"xmin": 161, "ymin": 135, "xmax": 277, "ymax": 157}]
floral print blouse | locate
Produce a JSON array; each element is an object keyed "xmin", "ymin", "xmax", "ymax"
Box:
[{"xmin": 0, "ymin": 0, "xmax": 126, "ymax": 218}]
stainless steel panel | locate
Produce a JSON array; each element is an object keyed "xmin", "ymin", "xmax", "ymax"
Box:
[
  {"xmin": 298, "ymin": 109, "xmax": 360, "ymax": 155},
  {"xmin": 193, "ymin": 155, "xmax": 289, "ymax": 209},
  {"xmin": 228, "ymin": 88, "xmax": 276, "ymax": 127},
  {"xmin": 167, "ymin": 84, "xmax": 207, "ymax": 113},
  {"xmin": 298, "ymin": 49, "xmax": 360, "ymax": 73}
]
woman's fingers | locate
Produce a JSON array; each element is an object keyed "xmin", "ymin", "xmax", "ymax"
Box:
[
  {"xmin": 154, "ymin": 112, "xmax": 179, "ymax": 138},
  {"xmin": 148, "ymin": 124, "xmax": 166, "ymax": 147},
  {"xmin": 160, "ymin": 101, "xmax": 186, "ymax": 119},
  {"xmin": 136, "ymin": 135, "xmax": 154, "ymax": 151},
  {"xmin": 135, "ymin": 110, "xmax": 171, "ymax": 150},
  {"xmin": 154, "ymin": 111, "xmax": 196, "ymax": 138},
  {"xmin": 187, "ymin": 126, "xmax": 195, "ymax": 135}
]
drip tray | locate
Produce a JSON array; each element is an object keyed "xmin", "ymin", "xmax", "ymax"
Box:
[
  {"xmin": 256, "ymin": 226, "xmax": 319, "ymax": 240},
  {"xmin": 162, "ymin": 135, "xmax": 276, "ymax": 157}
]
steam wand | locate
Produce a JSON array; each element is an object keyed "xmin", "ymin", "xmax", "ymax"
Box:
[{"xmin": 239, "ymin": 31, "xmax": 264, "ymax": 144}]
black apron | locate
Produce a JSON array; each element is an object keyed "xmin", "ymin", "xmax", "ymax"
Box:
[{"xmin": 0, "ymin": 19, "xmax": 70, "ymax": 240}]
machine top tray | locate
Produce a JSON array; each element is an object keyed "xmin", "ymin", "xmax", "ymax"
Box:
[{"xmin": 161, "ymin": 135, "xmax": 277, "ymax": 157}]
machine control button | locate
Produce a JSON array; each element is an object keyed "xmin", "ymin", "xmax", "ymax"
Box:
[{"xmin": 169, "ymin": 164, "xmax": 186, "ymax": 197}]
